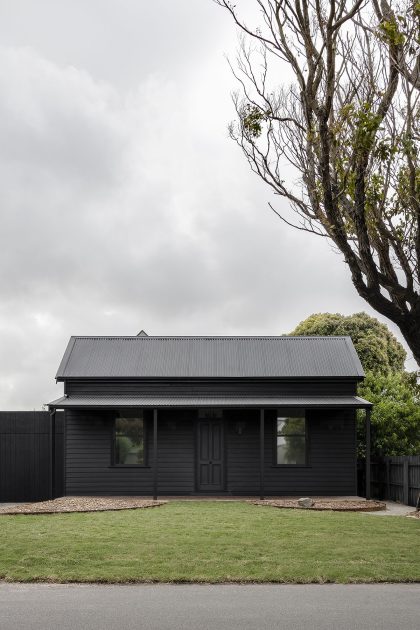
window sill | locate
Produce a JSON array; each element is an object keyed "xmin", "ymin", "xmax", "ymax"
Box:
[
  {"xmin": 271, "ymin": 464, "xmax": 312, "ymax": 468},
  {"xmin": 109, "ymin": 465, "xmax": 150, "ymax": 468}
]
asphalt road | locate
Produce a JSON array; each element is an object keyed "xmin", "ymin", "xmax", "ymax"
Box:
[{"xmin": 0, "ymin": 583, "xmax": 419, "ymax": 630}]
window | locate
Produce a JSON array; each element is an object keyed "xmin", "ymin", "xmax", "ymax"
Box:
[
  {"xmin": 114, "ymin": 413, "xmax": 145, "ymax": 465},
  {"xmin": 276, "ymin": 414, "xmax": 306, "ymax": 465}
]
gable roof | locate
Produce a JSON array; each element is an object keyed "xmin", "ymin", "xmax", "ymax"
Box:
[{"xmin": 56, "ymin": 336, "xmax": 364, "ymax": 379}]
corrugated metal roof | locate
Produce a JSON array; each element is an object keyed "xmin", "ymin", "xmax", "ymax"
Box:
[
  {"xmin": 55, "ymin": 336, "xmax": 364, "ymax": 379},
  {"xmin": 48, "ymin": 395, "xmax": 371, "ymax": 408}
]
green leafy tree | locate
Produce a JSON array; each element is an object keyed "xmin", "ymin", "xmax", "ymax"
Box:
[
  {"xmin": 216, "ymin": 0, "xmax": 420, "ymax": 366},
  {"xmin": 290, "ymin": 311, "xmax": 420, "ymax": 455},
  {"xmin": 290, "ymin": 312, "xmax": 406, "ymax": 374},
  {"xmin": 358, "ymin": 371, "xmax": 420, "ymax": 456}
]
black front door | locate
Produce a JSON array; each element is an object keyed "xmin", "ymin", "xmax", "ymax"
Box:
[{"xmin": 197, "ymin": 418, "xmax": 224, "ymax": 492}]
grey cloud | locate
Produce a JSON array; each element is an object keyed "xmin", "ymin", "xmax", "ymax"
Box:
[
  {"xmin": 0, "ymin": 1, "xmax": 231, "ymax": 87},
  {"xmin": 0, "ymin": 3, "xmax": 413, "ymax": 409}
]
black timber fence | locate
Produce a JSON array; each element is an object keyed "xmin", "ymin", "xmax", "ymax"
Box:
[
  {"xmin": 0, "ymin": 411, "xmax": 64, "ymax": 502},
  {"xmin": 358, "ymin": 456, "xmax": 420, "ymax": 507}
]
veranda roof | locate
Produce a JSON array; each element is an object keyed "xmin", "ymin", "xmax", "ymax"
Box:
[{"xmin": 48, "ymin": 394, "xmax": 372, "ymax": 409}]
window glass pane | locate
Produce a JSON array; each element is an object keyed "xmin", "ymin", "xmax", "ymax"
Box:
[
  {"xmin": 115, "ymin": 416, "xmax": 144, "ymax": 465},
  {"xmin": 277, "ymin": 417, "xmax": 305, "ymax": 435},
  {"xmin": 277, "ymin": 415, "xmax": 306, "ymax": 464},
  {"xmin": 277, "ymin": 436, "xmax": 306, "ymax": 465}
]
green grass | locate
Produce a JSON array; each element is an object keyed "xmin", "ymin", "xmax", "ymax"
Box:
[{"xmin": 0, "ymin": 502, "xmax": 419, "ymax": 583}]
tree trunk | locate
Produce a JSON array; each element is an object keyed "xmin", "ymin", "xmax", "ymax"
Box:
[{"xmin": 399, "ymin": 318, "xmax": 420, "ymax": 368}]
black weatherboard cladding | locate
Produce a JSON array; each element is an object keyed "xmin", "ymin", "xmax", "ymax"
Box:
[
  {"xmin": 65, "ymin": 408, "xmax": 357, "ymax": 496},
  {"xmin": 63, "ymin": 378, "xmax": 359, "ymax": 396}
]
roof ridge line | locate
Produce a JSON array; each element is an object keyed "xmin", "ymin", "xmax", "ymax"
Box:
[{"xmin": 69, "ymin": 335, "xmax": 351, "ymax": 340}]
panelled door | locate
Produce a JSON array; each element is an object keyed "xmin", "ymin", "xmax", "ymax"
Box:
[{"xmin": 197, "ymin": 417, "xmax": 224, "ymax": 492}]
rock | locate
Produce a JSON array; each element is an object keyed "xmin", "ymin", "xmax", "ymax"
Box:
[{"xmin": 298, "ymin": 497, "xmax": 314, "ymax": 508}]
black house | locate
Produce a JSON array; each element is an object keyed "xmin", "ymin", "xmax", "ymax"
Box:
[{"xmin": 48, "ymin": 335, "xmax": 372, "ymax": 498}]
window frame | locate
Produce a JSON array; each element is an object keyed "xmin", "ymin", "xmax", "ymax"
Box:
[
  {"xmin": 272, "ymin": 410, "xmax": 310, "ymax": 468},
  {"xmin": 111, "ymin": 410, "xmax": 148, "ymax": 468}
]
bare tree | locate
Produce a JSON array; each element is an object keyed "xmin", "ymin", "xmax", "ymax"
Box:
[{"xmin": 215, "ymin": 0, "xmax": 420, "ymax": 366}]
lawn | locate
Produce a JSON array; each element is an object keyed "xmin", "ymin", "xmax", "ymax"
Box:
[{"xmin": 0, "ymin": 501, "xmax": 419, "ymax": 583}]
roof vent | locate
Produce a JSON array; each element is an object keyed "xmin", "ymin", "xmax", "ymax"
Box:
[{"xmin": 137, "ymin": 330, "xmax": 148, "ymax": 337}]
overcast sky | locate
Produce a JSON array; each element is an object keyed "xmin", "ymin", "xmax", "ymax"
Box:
[{"xmin": 0, "ymin": 1, "xmax": 414, "ymax": 409}]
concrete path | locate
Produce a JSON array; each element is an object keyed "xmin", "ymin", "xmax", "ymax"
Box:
[
  {"xmin": 362, "ymin": 500, "xmax": 414, "ymax": 516},
  {"xmin": 0, "ymin": 583, "xmax": 419, "ymax": 630}
]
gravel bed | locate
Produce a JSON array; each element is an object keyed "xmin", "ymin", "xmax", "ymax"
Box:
[
  {"xmin": 0, "ymin": 497, "xmax": 167, "ymax": 515},
  {"xmin": 250, "ymin": 499, "xmax": 386, "ymax": 512}
]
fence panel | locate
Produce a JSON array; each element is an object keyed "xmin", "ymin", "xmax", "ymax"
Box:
[
  {"xmin": 359, "ymin": 456, "xmax": 420, "ymax": 507},
  {"xmin": 0, "ymin": 411, "xmax": 64, "ymax": 502}
]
